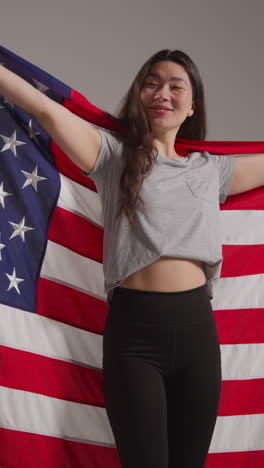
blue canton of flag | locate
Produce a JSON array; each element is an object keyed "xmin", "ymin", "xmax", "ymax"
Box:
[{"xmin": 0, "ymin": 56, "xmax": 69, "ymax": 311}]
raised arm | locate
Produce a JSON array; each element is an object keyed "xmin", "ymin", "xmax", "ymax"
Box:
[{"xmin": 0, "ymin": 64, "xmax": 102, "ymax": 175}]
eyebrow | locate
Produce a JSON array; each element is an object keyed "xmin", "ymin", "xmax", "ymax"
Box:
[{"xmin": 146, "ymin": 72, "xmax": 188, "ymax": 85}]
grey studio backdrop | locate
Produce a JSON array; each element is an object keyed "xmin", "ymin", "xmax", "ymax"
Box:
[{"xmin": 1, "ymin": 0, "xmax": 264, "ymax": 142}]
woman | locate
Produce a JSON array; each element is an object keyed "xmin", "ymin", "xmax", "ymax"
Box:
[{"xmin": 0, "ymin": 49, "xmax": 236, "ymax": 468}]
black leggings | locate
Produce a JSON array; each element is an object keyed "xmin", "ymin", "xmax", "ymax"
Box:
[{"xmin": 103, "ymin": 283, "xmax": 222, "ymax": 468}]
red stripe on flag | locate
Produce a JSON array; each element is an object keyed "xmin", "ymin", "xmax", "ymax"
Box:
[
  {"xmin": 222, "ymin": 245, "xmax": 264, "ymax": 278},
  {"xmin": 220, "ymin": 185, "xmax": 264, "ymax": 210},
  {"xmin": 1, "ymin": 427, "xmax": 263, "ymax": 468},
  {"xmin": 48, "ymin": 206, "xmax": 103, "ymax": 262},
  {"xmin": 51, "ymin": 139, "xmax": 97, "ymax": 191},
  {"xmin": 0, "ymin": 428, "xmax": 119, "ymax": 468},
  {"xmin": 65, "ymin": 90, "xmax": 126, "ymax": 135},
  {"xmin": 219, "ymin": 379, "xmax": 264, "ymax": 416},
  {"xmin": 37, "ymin": 277, "xmax": 108, "ymax": 333},
  {"xmin": 214, "ymin": 307, "xmax": 264, "ymax": 344},
  {"xmin": 1, "ymin": 344, "xmax": 264, "ymax": 417},
  {"xmin": 0, "ymin": 345, "xmax": 104, "ymax": 406},
  {"xmin": 205, "ymin": 451, "xmax": 264, "ymax": 468}
]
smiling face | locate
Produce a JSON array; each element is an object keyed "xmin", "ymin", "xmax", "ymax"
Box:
[{"xmin": 140, "ymin": 60, "xmax": 195, "ymax": 138}]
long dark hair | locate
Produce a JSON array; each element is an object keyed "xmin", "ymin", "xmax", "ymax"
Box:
[{"xmin": 106, "ymin": 49, "xmax": 207, "ymax": 231}]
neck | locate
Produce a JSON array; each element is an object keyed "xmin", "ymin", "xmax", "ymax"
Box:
[{"xmin": 151, "ymin": 130, "xmax": 180, "ymax": 159}]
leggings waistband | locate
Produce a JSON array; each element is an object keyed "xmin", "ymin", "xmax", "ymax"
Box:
[
  {"xmin": 113, "ymin": 282, "xmax": 208, "ymax": 297},
  {"xmin": 108, "ymin": 281, "xmax": 212, "ymax": 327}
]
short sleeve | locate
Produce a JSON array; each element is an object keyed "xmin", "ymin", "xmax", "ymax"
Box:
[
  {"xmin": 209, "ymin": 153, "xmax": 236, "ymax": 203},
  {"xmin": 81, "ymin": 124, "xmax": 123, "ymax": 182}
]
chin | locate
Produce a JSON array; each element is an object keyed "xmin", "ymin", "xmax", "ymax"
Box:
[{"xmin": 150, "ymin": 122, "xmax": 175, "ymax": 130}]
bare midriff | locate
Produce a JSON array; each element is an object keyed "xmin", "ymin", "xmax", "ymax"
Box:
[{"xmin": 118, "ymin": 256, "xmax": 207, "ymax": 292}]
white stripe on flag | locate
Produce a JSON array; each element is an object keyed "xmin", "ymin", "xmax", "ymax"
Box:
[
  {"xmin": 221, "ymin": 209, "xmax": 264, "ymax": 244},
  {"xmin": 0, "ymin": 386, "xmax": 115, "ymax": 445},
  {"xmin": 0, "ymin": 304, "xmax": 103, "ymax": 368},
  {"xmin": 220, "ymin": 342, "xmax": 264, "ymax": 380},
  {"xmin": 40, "ymin": 240, "xmax": 105, "ymax": 300},
  {"xmin": 211, "ymin": 273, "xmax": 264, "ymax": 310},
  {"xmin": 209, "ymin": 412, "xmax": 264, "ymax": 453},
  {"xmin": 58, "ymin": 173, "xmax": 103, "ymax": 226},
  {"xmin": 1, "ymin": 302, "xmax": 263, "ymax": 381},
  {"xmin": 1, "ymin": 385, "xmax": 263, "ymax": 452}
]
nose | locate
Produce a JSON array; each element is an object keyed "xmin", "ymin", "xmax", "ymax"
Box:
[{"xmin": 154, "ymin": 85, "xmax": 170, "ymax": 101}]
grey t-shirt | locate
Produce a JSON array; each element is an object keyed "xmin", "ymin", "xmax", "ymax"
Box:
[{"xmin": 82, "ymin": 125, "xmax": 236, "ymax": 304}]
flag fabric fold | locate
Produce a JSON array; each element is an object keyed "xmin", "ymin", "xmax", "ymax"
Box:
[{"xmin": 0, "ymin": 45, "xmax": 264, "ymax": 468}]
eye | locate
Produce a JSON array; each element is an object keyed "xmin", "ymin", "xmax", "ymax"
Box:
[{"xmin": 144, "ymin": 82, "xmax": 158, "ymax": 86}]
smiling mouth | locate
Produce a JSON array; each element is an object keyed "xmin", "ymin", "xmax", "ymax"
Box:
[{"xmin": 149, "ymin": 108, "xmax": 172, "ymax": 115}]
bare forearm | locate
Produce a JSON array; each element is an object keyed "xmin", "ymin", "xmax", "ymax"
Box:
[
  {"xmin": 0, "ymin": 63, "xmax": 101, "ymax": 173},
  {"xmin": 0, "ymin": 64, "xmax": 51, "ymax": 120}
]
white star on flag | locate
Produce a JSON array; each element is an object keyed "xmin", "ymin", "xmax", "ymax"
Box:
[
  {"xmin": 0, "ymin": 181, "xmax": 13, "ymax": 208},
  {"xmin": 9, "ymin": 216, "xmax": 34, "ymax": 242},
  {"xmin": 32, "ymin": 79, "xmax": 49, "ymax": 94},
  {"xmin": 23, "ymin": 119, "xmax": 40, "ymax": 145},
  {"xmin": 0, "ymin": 232, "xmax": 5, "ymax": 261},
  {"xmin": 21, "ymin": 165, "xmax": 47, "ymax": 192},
  {"xmin": 6, "ymin": 266, "xmax": 24, "ymax": 294},
  {"xmin": 0, "ymin": 130, "xmax": 26, "ymax": 157}
]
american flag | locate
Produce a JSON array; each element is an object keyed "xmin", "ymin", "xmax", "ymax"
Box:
[{"xmin": 0, "ymin": 45, "xmax": 264, "ymax": 468}]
